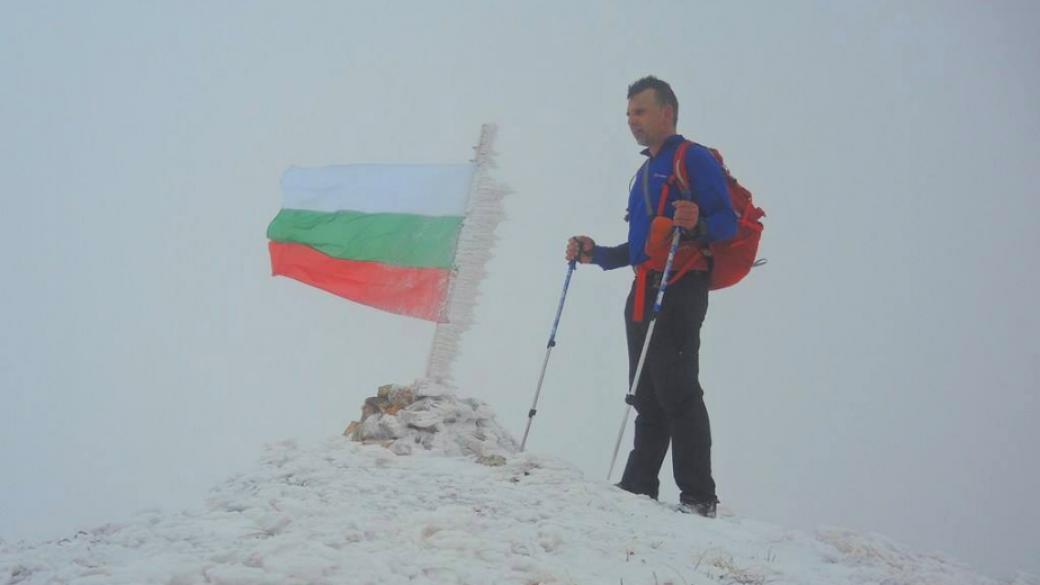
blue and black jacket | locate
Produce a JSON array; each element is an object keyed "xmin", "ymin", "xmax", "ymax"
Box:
[{"xmin": 592, "ymin": 134, "xmax": 737, "ymax": 270}]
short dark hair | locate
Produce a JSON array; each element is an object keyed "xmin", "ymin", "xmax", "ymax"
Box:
[{"xmin": 627, "ymin": 76, "xmax": 678, "ymax": 125}]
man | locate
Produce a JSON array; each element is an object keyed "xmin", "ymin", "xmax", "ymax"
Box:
[{"xmin": 566, "ymin": 76, "xmax": 737, "ymax": 518}]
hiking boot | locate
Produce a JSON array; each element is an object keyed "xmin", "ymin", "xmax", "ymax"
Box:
[{"xmin": 678, "ymin": 499, "xmax": 717, "ymax": 518}]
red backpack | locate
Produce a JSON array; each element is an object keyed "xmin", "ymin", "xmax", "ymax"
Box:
[{"xmin": 670, "ymin": 141, "xmax": 765, "ymax": 290}]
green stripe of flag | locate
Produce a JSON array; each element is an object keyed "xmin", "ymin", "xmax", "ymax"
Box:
[{"xmin": 266, "ymin": 209, "xmax": 463, "ymax": 269}]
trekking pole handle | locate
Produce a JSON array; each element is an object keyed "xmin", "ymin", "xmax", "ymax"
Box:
[{"xmin": 546, "ymin": 260, "xmax": 576, "ymax": 348}]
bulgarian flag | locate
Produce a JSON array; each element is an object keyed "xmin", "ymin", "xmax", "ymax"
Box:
[
  {"xmin": 267, "ymin": 126, "xmax": 505, "ymax": 385},
  {"xmin": 266, "ymin": 126, "xmax": 505, "ymax": 383},
  {"xmin": 267, "ymin": 163, "xmax": 476, "ymax": 322}
]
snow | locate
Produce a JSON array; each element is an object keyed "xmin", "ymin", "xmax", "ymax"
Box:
[{"xmin": 1, "ymin": 394, "xmax": 1018, "ymax": 585}]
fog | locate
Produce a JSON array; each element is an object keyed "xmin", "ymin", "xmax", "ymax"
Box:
[{"xmin": 2, "ymin": 1, "xmax": 1037, "ymax": 578}]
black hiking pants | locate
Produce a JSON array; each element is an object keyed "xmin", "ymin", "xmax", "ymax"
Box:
[{"xmin": 618, "ymin": 270, "xmax": 717, "ymax": 505}]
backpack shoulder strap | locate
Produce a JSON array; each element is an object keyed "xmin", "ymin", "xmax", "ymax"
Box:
[
  {"xmin": 652, "ymin": 140, "xmax": 696, "ymax": 218},
  {"xmin": 669, "ymin": 140, "xmax": 694, "ymax": 204}
]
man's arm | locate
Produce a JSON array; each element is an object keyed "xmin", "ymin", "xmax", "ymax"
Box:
[
  {"xmin": 685, "ymin": 146, "xmax": 737, "ymax": 243},
  {"xmin": 567, "ymin": 237, "xmax": 629, "ymax": 270},
  {"xmin": 591, "ymin": 242, "xmax": 629, "ymax": 270}
]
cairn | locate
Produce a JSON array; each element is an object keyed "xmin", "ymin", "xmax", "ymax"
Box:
[{"xmin": 344, "ymin": 383, "xmax": 517, "ymax": 462}]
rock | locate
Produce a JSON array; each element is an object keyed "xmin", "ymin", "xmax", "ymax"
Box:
[
  {"xmin": 399, "ymin": 407, "xmax": 443, "ymax": 431},
  {"xmin": 362, "ymin": 397, "xmax": 383, "ymax": 418},
  {"xmin": 343, "ymin": 421, "xmax": 361, "ymax": 439},
  {"xmin": 389, "ymin": 441, "xmax": 413, "ymax": 456},
  {"xmin": 359, "ymin": 415, "xmax": 394, "ymax": 441},
  {"xmin": 388, "ymin": 386, "xmax": 415, "ymax": 409},
  {"xmin": 477, "ymin": 454, "xmax": 507, "ymax": 467}
]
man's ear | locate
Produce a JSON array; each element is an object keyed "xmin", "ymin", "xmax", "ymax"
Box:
[{"xmin": 665, "ymin": 104, "xmax": 677, "ymax": 128}]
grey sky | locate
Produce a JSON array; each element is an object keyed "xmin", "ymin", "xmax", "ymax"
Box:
[{"xmin": 1, "ymin": 1, "xmax": 1037, "ymax": 579}]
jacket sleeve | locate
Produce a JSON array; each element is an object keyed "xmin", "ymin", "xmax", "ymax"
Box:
[
  {"xmin": 685, "ymin": 146, "xmax": 737, "ymax": 243},
  {"xmin": 592, "ymin": 242, "xmax": 630, "ymax": 270}
]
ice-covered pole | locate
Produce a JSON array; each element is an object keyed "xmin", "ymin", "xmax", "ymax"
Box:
[{"xmin": 423, "ymin": 125, "xmax": 508, "ymax": 388}]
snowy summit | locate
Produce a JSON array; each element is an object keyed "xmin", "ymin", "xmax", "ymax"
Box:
[{"xmin": 1, "ymin": 385, "xmax": 1017, "ymax": 585}]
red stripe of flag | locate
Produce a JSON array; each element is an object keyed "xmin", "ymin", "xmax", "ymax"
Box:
[{"xmin": 269, "ymin": 241, "xmax": 450, "ymax": 322}]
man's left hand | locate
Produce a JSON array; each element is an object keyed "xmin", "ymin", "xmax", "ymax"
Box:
[{"xmin": 672, "ymin": 200, "xmax": 700, "ymax": 230}]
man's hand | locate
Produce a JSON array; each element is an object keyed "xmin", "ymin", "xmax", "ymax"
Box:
[
  {"xmin": 566, "ymin": 236, "xmax": 596, "ymax": 264},
  {"xmin": 672, "ymin": 200, "xmax": 700, "ymax": 230}
]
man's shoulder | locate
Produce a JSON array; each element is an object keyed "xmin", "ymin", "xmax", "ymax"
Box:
[
  {"xmin": 683, "ymin": 141, "xmax": 716, "ymax": 161},
  {"xmin": 681, "ymin": 142, "xmax": 724, "ymax": 175}
]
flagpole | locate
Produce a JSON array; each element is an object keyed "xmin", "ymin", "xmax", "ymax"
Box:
[{"xmin": 422, "ymin": 124, "xmax": 507, "ymax": 390}]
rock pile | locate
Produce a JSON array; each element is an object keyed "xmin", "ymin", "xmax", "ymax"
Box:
[{"xmin": 344, "ymin": 383, "xmax": 518, "ymax": 461}]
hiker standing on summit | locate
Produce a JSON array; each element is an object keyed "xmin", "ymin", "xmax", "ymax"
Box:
[{"xmin": 566, "ymin": 76, "xmax": 737, "ymax": 517}]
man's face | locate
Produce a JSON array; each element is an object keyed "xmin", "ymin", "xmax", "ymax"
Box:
[{"xmin": 627, "ymin": 89, "xmax": 674, "ymax": 148}]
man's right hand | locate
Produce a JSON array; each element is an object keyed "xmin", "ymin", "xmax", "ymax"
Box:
[{"xmin": 566, "ymin": 236, "xmax": 596, "ymax": 264}]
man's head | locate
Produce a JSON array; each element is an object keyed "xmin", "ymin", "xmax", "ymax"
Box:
[{"xmin": 626, "ymin": 76, "xmax": 678, "ymax": 151}]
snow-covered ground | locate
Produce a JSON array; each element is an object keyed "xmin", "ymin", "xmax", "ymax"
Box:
[{"xmin": 1, "ymin": 393, "xmax": 1024, "ymax": 585}]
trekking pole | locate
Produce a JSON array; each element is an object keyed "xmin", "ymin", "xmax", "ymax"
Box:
[
  {"xmin": 520, "ymin": 259, "xmax": 577, "ymax": 452},
  {"xmin": 606, "ymin": 229, "xmax": 683, "ymax": 481}
]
